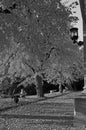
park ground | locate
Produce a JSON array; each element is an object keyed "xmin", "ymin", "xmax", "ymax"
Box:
[{"xmin": 0, "ymin": 91, "xmax": 86, "ymax": 130}]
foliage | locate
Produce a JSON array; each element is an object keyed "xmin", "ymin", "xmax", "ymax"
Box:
[
  {"xmin": 1, "ymin": 76, "xmax": 11, "ymax": 94},
  {"xmin": 0, "ymin": 0, "xmax": 83, "ymax": 91}
]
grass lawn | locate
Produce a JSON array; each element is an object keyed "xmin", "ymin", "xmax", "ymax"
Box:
[{"xmin": 0, "ymin": 91, "xmax": 86, "ymax": 130}]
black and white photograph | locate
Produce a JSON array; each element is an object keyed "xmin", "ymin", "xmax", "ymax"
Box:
[{"xmin": 0, "ymin": 0, "xmax": 85, "ymax": 129}]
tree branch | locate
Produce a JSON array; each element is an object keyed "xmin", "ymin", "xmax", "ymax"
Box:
[{"xmin": 22, "ymin": 57, "xmax": 35, "ymax": 74}]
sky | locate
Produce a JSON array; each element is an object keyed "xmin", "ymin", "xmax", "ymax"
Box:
[{"xmin": 61, "ymin": 0, "xmax": 83, "ymax": 41}]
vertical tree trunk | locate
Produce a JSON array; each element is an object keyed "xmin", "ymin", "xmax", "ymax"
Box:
[
  {"xmin": 35, "ymin": 74, "xmax": 44, "ymax": 97},
  {"xmin": 59, "ymin": 83, "xmax": 63, "ymax": 93}
]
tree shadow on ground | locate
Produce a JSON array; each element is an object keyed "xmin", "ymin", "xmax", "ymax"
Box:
[{"xmin": 0, "ymin": 91, "xmax": 72, "ymax": 113}]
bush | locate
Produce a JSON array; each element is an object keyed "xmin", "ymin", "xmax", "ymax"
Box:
[
  {"xmin": 43, "ymin": 81, "xmax": 59, "ymax": 93},
  {"xmin": 25, "ymin": 84, "xmax": 36, "ymax": 95},
  {"xmin": 71, "ymin": 78, "xmax": 84, "ymax": 91}
]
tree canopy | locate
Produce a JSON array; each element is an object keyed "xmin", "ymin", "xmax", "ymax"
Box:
[{"xmin": 0, "ymin": 0, "xmax": 84, "ymax": 88}]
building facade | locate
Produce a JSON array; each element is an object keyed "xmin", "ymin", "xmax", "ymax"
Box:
[{"xmin": 79, "ymin": 0, "xmax": 86, "ymax": 87}]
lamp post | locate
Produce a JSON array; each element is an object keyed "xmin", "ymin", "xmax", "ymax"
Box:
[
  {"xmin": 70, "ymin": 27, "xmax": 84, "ymax": 46},
  {"xmin": 70, "ymin": 27, "xmax": 78, "ymax": 44}
]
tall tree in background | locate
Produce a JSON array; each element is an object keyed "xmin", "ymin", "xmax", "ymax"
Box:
[{"xmin": 0, "ymin": 0, "xmax": 83, "ymax": 97}]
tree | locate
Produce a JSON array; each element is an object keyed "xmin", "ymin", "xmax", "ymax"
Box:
[{"xmin": 0, "ymin": 0, "xmax": 83, "ymax": 97}]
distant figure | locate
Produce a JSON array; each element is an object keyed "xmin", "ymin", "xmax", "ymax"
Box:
[{"xmin": 14, "ymin": 96, "xmax": 19, "ymax": 104}]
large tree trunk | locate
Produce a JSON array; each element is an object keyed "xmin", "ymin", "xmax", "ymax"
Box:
[{"xmin": 35, "ymin": 74, "xmax": 44, "ymax": 97}]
